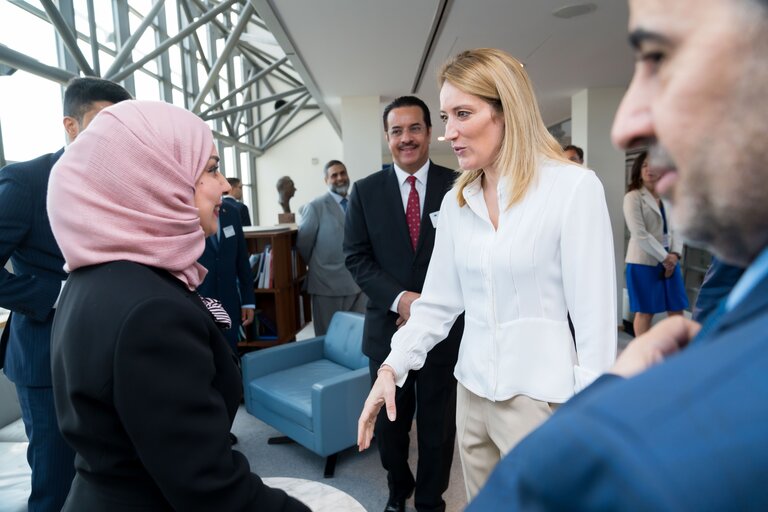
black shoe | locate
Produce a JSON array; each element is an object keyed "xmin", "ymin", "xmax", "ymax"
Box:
[
  {"xmin": 229, "ymin": 432, "xmax": 238, "ymax": 445},
  {"xmin": 384, "ymin": 498, "xmax": 405, "ymax": 512},
  {"xmin": 384, "ymin": 488, "xmax": 413, "ymax": 512}
]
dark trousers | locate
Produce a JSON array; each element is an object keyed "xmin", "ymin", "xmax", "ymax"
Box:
[
  {"xmin": 369, "ymin": 358, "xmax": 456, "ymax": 512},
  {"xmin": 16, "ymin": 384, "xmax": 76, "ymax": 512}
]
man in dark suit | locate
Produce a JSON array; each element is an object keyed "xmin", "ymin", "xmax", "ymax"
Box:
[
  {"xmin": 197, "ymin": 201, "xmax": 255, "ymax": 352},
  {"xmin": 0, "ymin": 77, "xmax": 131, "ymax": 512},
  {"xmin": 344, "ymin": 96, "xmax": 462, "ymax": 512},
  {"xmin": 297, "ymin": 159, "xmax": 365, "ymax": 336},
  {"xmin": 469, "ymin": 0, "xmax": 768, "ymax": 509},
  {"xmin": 197, "ymin": 200, "xmax": 254, "ymax": 447},
  {"xmin": 223, "ymin": 177, "xmax": 252, "ymax": 227}
]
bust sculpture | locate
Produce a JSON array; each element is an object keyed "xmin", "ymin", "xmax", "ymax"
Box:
[{"xmin": 276, "ymin": 175, "xmax": 296, "ymax": 223}]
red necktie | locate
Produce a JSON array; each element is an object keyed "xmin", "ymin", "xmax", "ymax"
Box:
[{"xmin": 406, "ymin": 175, "xmax": 420, "ymax": 250}]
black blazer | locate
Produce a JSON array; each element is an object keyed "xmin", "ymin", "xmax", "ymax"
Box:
[
  {"xmin": 223, "ymin": 195, "xmax": 251, "ymax": 227},
  {"xmin": 344, "ymin": 163, "xmax": 463, "ymax": 364},
  {"xmin": 197, "ymin": 203, "xmax": 255, "ymax": 348},
  {"xmin": 51, "ymin": 261, "xmax": 308, "ymax": 512}
]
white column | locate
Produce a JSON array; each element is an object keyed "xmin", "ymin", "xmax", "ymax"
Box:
[
  {"xmin": 341, "ymin": 96, "xmax": 382, "ymax": 180},
  {"xmin": 571, "ymin": 87, "xmax": 627, "ymax": 324}
]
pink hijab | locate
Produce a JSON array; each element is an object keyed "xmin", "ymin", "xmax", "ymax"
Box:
[{"xmin": 48, "ymin": 100, "xmax": 214, "ymax": 290}]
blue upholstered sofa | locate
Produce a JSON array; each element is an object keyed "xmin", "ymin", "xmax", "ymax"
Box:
[{"xmin": 241, "ymin": 312, "xmax": 368, "ymax": 477}]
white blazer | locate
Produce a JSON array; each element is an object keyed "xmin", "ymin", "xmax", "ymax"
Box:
[
  {"xmin": 384, "ymin": 160, "xmax": 617, "ymax": 403},
  {"xmin": 623, "ymin": 187, "xmax": 683, "ymax": 266}
]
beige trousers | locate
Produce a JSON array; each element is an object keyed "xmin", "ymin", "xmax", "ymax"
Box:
[{"xmin": 456, "ymin": 383, "xmax": 555, "ymax": 500}]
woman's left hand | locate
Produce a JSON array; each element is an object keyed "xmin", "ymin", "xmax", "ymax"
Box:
[{"xmin": 358, "ymin": 366, "xmax": 397, "ymax": 451}]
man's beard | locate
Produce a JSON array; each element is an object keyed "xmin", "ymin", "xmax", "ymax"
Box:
[
  {"xmin": 329, "ymin": 183, "xmax": 349, "ymax": 196},
  {"xmin": 652, "ymin": 137, "xmax": 764, "ymax": 267}
]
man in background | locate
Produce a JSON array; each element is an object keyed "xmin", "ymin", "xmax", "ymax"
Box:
[
  {"xmin": 224, "ymin": 177, "xmax": 251, "ymax": 227},
  {"xmin": 0, "ymin": 77, "xmax": 131, "ymax": 512},
  {"xmin": 296, "ymin": 159, "xmax": 365, "ymax": 336},
  {"xmin": 563, "ymin": 144, "xmax": 584, "ymax": 164},
  {"xmin": 197, "ymin": 200, "xmax": 255, "ymax": 353},
  {"xmin": 345, "ymin": 96, "xmax": 462, "ymax": 512},
  {"xmin": 197, "ymin": 196, "xmax": 254, "ymax": 446},
  {"xmin": 470, "ymin": 0, "xmax": 768, "ymax": 509}
]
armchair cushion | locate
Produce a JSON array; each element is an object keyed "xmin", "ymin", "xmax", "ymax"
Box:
[{"xmin": 248, "ymin": 359, "xmax": 351, "ymax": 431}]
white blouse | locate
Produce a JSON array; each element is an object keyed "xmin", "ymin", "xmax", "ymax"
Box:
[{"xmin": 384, "ymin": 160, "xmax": 617, "ymax": 403}]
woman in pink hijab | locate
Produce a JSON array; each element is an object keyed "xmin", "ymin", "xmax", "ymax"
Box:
[{"xmin": 47, "ymin": 100, "xmax": 309, "ymax": 512}]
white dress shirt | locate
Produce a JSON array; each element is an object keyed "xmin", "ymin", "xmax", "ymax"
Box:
[
  {"xmin": 384, "ymin": 159, "xmax": 617, "ymax": 403},
  {"xmin": 390, "ymin": 161, "xmax": 430, "ymax": 313}
]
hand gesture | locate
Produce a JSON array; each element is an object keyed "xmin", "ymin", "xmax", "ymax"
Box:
[{"xmin": 358, "ymin": 366, "xmax": 397, "ymax": 451}]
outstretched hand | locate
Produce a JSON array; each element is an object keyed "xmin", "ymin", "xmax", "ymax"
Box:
[
  {"xmin": 610, "ymin": 316, "xmax": 701, "ymax": 378},
  {"xmin": 358, "ymin": 366, "xmax": 397, "ymax": 451}
]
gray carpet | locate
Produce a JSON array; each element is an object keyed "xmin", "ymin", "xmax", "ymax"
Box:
[
  {"xmin": 233, "ymin": 327, "xmax": 634, "ymax": 511},
  {"xmin": 231, "ymin": 406, "xmax": 467, "ymax": 511}
]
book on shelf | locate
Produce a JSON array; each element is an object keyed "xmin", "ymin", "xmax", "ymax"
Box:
[
  {"xmin": 254, "ymin": 252, "xmax": 263, "ymax": 285},
  {"xmin": 268, "ymin": 248, "xmax": 274, "ymax": 288},
  {"xmin": 249, "ymin": 245, "xmax": 274, "ymax": 288},
  {"xmin": 260, "ymin": 247, "xmax": 272, "ymax": 288}
]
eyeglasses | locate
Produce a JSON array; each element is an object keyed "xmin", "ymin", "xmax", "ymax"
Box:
[{"xmin": 387, "ymin": 125, "xmax": 426, "ymax": 138}]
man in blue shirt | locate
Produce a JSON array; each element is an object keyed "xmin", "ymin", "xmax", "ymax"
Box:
[{"xmin": 470, "ymin": 0, "xmax": 768, "ymax": 510}]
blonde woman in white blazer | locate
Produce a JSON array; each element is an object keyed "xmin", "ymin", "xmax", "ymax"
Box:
[
  {"xmin": 357, "ymin": 49, "xmax": 617, "ymax": 499},
  {"xmin": 623, "ymin": 151, "xmax": 689, "ymax": 336}
]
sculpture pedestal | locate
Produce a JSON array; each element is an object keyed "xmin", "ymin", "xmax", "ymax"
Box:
[{"xmin": 278, "ymin": 213, "xmax": 295, "ymax": 224}]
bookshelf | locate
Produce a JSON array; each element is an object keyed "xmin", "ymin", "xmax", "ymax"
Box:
[{"xmin": 240, "ymin": 226, "xmax": 311, "ymax": 349}]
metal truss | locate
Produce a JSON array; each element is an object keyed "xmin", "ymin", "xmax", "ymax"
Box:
[{"xmin": 0, "ymin": 0, "xmax": 323, "ymax": 157}]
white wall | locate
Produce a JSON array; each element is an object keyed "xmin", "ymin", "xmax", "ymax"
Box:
[
  {"xmin": 254, "ymin": 115, "xmax": 343, "ymax": 226},
  {"xmin": 572, "ymin": 87, "xmax": 627, "ymax": 324},
  {"xmin": 428, "ymin": 150, "xmax": 460, "ymax": 171},
  {"xmin": 341, "ymin": 96, "xmax": 382, "ymax": 180}
]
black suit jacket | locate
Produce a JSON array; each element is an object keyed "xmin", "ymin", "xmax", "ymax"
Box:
[
  {"xmin": 344, "ymin": 162, "xmax": 463, "ymax": 364},
  {"xmin": 51, "ymin": 261, "xmax": 307, "ymax": 512},
  {"xmin": 224, "ymin": 195, "xmax": 251, "ymax": 227},
  {"xmin": 197, "ymin": 203, "xmax": 255, "ymax": 348}
]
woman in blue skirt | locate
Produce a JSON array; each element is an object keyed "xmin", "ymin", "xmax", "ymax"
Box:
[{"xmin": 623, "ymin": 151, "xmax": 689, "ymax": 335}]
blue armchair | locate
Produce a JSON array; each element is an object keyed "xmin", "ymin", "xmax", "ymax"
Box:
[{"xmin": 241, "ymin": 312, "xmax": 368, "ymax": 477}]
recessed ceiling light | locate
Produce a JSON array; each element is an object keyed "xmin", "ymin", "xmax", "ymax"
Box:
[
  {"xmin": 552, "ymin": 3, "xmax": 597, "ymax": 19},
  {"xmin": 437, "ymin": 136, "xmax": 446, "ymax": 142}
]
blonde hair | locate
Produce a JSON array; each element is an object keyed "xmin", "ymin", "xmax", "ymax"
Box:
[{"xmin": 438, "ymin": 48, "xmax": 568, "ymax": 208}]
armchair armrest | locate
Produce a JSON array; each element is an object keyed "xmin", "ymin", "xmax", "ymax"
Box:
[{"xmin": 311, "ymin": 367, "xmax": 370, "ymax": 456}]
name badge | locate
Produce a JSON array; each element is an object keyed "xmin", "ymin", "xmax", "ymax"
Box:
[
  {"xmin": 223, "ymin": 225, "xmax": 236, "ymax": 238},
  {"xmin": 662, "ymin": 233, "xmax": 670, "ymax": 249},
  {"xmin": 429, "ymin": 211, "xmax": 440, "ymax": 228}
]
